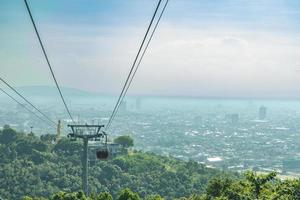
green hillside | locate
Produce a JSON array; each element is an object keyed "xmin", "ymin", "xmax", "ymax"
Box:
[
  {"xmin": 0, "ymin": 126, "xmax": 227, "ymax": 200},
  {"xmin": 1, "ymin": 126, "xmax": 300, "ymax": 200}
]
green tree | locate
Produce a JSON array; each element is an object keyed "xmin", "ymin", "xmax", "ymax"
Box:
[
  {"xmin": 96, "ymin": 192, "xmax": 113, "ymax": 200},
  {"xmin": 145, "ymin": 194, "xmax": 164, "ymax": 200},
  {"xmin": 53, "ymin": 138, "xmax": 82, "ymax": 156},
  {"xmin": 51, "ymin": 191, "xmax": 87, "ymax": 200},
  {"xmin": 117, "ymin": 188, "xmax": 140, "ymax": 200},
  {"xmin": 40, "ymin": 134, "xmax": 56, "ymax": 143},
  {"xmin": 206, "ymin": 176, "xmax": 233, "ymax": 197},
  {"xmin": 3, "ymin": 124, "xmax": 10, "ymax": 129},
  {"xmin": 114, "ymin": 136, "xmax": 134, "ymax": 148},
  {"xmin": 0, "ymin": 126, "xmax": 18, "ymax": 144},
  {"xmin": 245, "ymin": 171, "xmax": 277, "ymax": 199}
]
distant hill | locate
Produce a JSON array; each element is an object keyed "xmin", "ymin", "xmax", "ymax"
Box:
[{"xmin": 16, "ymin": 86, "xmax": 96, "ymax": 97}]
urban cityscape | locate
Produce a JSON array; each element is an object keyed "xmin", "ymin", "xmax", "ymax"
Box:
[{"xmin": 1, "ymin": 87, "xmax": 300, "ymax": 177}]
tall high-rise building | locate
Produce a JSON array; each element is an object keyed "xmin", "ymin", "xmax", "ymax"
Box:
[
  {"xmin": 259, "ymin": 106, "xmax": 267, "ymax": 120},
  {"xmin": 120, "ymin": 101, "xmax": 127, "ymax": 112},
  {"xmin": 136, "ymin": 97, "xmax": 141, "ymax": 110},
  {"xmin": 225, "ymin": 113, "xmax": 239, "ymax": 124}
]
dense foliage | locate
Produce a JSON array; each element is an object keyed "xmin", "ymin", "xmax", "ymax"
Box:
[
  {"xmin": 0, "ymin": 127, "xmax": 223, "ymax": 200},
  {"xmin": 181, "ymin": 171, "xmax": 300, "ymax": 200},
  {"xmin": 24, "ymin": 172, "xmax": 300, "ymax": 200},
  {"xmin": 2, "ymin": 127, "xmax": 300, "ymax": 200}
]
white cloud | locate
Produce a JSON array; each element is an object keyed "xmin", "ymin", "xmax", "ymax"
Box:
[{"xmin": 2, "ymin": 21, "xmax": 300, "ymax": 98}]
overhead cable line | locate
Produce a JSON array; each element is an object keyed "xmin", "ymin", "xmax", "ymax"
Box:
[
  {"xmin": 23, "ymin": 0, "xmax": 74, "ymax": 123},
  {"xmin": 106, "ymin": 0, "xmax": 169, "ymax": 129},
  {"xmin": 0, "ymin": 77, "xmax": 57, "ymax": 126},
  {"xmin": 106, "ymin": 0, "xmax": 162, "ymax": 129},
  {"xmin": 0, "ymin": 87, "xmax": 55, "ymax": 128},
  {"xmin": 106, "ymin": 0, "xmax": 169, "ymax": 130}
]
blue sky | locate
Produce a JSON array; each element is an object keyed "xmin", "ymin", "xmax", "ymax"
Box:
[{"xmin": 1, "ymin": 0, "xmax": 300, "ymax": 98}]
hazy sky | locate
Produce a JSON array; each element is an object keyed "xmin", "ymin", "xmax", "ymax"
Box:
[{"xmin": 1, "ymin": 0, "xmax": 300, "ymax": 98}]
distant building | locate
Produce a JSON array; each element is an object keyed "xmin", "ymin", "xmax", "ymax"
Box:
[
  {"xmin": 207, "ymin": 157, "xmax": 223, "ymax": 168},
  {"xmin": 259, "ymin": 106, "xmax": 267, "ymax": 120},
  {"xmin": 231, "ymin": 114, "xmax": 239, "ymax": 123},
  {"xmin": 193, "ymin": 116, "xmax": 202, "ymax": 124},
  {"xmin": 120, "ymin": 101, "xmax": 127, "ymax": 112},
  {"xmin": 225, "ymin": 113, "xmax": 239, "ymax": 124},
  {"xmin": 136, "ymin": 97, "xmax": 141, "ymax": 110}
]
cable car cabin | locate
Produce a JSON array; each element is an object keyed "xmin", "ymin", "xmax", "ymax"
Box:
[{"xmin": 96, "ymin": 147, "xmax": 109, "ymax": 160}]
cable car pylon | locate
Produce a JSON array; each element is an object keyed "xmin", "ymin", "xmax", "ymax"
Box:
[
  {"xmin": 56, "ymin": 120, "xmax": 61, "ymax": 144},
  {"xmin": 67, "ymin": 124, "xmax": 108, "ymax": 195}
]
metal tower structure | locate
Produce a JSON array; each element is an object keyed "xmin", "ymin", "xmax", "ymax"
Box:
[
  {"xmin": 67, "ymin": 124, "xmax": 105, "ymax": 195},
  {"xmin": 56, "ymin": 120, "xmax": 61, "ymax": 143}
]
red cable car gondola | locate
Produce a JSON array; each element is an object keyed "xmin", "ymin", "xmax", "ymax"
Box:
[
  {"xmin": 96, "ymin": 147, "xmax": 109, "ymax": 160},
  {"xmin": 96, "ymin": 133, "xmax": 109, "ymax": 160}
]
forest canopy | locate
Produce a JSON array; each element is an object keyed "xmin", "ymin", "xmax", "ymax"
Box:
[{"xmin": 1, "ymin": 127, "xmax": 300, "ymax": 200}]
